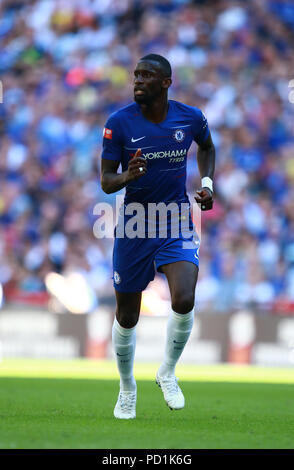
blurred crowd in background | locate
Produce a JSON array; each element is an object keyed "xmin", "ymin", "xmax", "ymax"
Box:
[{"xmin": 0, "ymin": 0, "xmax": 294, "ymax": 313}]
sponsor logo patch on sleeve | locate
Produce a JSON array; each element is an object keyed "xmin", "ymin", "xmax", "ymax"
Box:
[{"xmin": 103, "ymin": 128, "xmax": 113, "ymax": 139}]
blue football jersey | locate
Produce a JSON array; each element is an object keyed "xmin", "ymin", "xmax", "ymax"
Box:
[{"xmin": 101, "ymin": 99, "xmax": 209, "ymax": 205}]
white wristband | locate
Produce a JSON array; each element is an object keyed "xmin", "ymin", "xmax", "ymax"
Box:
[{"xmin": 201, "ymin": 177, "xmax": 213, "ymax": 193}]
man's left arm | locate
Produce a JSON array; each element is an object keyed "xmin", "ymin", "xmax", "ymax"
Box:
[{"xmin": 195, "ymin": 131, "xmax": 215, "ymax": 211}]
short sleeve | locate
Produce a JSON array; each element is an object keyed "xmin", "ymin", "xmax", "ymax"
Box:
[
  {"xmin": 192, "ymin": 109, "xmax": 210, "ymax": 146},
  {"xmin": 101, "ymin": 115, "xmax": 124, "ymax": 162}
]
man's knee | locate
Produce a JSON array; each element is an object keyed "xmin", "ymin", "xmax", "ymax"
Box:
[
  {"xmin": 172, "ymin": 293, "xmax": 195, "ymax": 314},
  {"xmin": 115, "ymin": 291, "xmax": 141, "ymax": 328},
  {"xmin": 116, "ymin": 308, "xmax": 139, "ymax": 328}
]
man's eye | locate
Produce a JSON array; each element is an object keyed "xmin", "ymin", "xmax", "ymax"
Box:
[{"xmin": 134, "ymin": 72, "xmax": 152, "ymax": 79}]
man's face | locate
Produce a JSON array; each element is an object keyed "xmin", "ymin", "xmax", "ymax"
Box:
[{"xmin": 133, "ymin": 61, "xmax": 169, "ymax": 105}]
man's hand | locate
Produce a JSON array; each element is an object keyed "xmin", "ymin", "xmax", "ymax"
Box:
[
  {"xmin": 194, "ymin": 188, "xmax": 213, "ymax": 211},
  {"xmin": 126, "ymin": 148, "xmax": 147, "ymax": 182}
]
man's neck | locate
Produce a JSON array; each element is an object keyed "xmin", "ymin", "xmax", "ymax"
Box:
[{"xmin": 139, "ymin": 97, "xmax": 169, "ymax": 124}]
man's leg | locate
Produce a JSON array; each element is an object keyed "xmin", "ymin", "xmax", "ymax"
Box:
[
  {"xmin": 156, "ymin": 261, "xmax": 198, "ymax": 409},
  {"xmin": 112, "ymin": 290, "xmax": 141, "ymax": 419}
]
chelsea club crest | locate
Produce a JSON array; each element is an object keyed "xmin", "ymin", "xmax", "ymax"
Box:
[
  {"xmin": 114, "ymin": 271, "xmax": 121, "ymax": 284},
  {"xmin": 173, "ymin": 129, "xmax": 185, "ymax": 142}
]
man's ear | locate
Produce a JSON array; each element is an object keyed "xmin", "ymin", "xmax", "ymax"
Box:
[{"xmin": 162, "ymin": 78, "xmax": 172, "ymax": 89}]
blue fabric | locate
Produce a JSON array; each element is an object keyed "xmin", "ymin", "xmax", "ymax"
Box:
[
  {"xmin": 101, "ymin": 100, "xmax": 209, "ymax": 205},
  {"xmin": 102, "ymin": 99, "xmax": 206, "ymax": 292},
  {"xmin": 112, "ymin": 208, "xmax": 200, "ymax": 292},
  {"xmin": 112, "ymin": 219, "xmax": 200, "ymax": 292}
]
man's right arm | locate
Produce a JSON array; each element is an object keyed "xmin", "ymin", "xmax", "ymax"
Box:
[
  {"xmin": 101, "ymin": 159, "xmax": 127, "ymax": 194},
  {"xmin": 101, "ymin": 149, "xmax": 147, "ymax": 194}
]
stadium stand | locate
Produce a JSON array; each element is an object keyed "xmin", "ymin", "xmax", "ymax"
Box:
[{"xmin": 0, "ymin": 0, "xmax": 293, "ymax": 313}]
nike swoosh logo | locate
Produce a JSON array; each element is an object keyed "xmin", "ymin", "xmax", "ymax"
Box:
[{"xmin": 131, "ymin": 136, "xmax": 146, "ymax": 142}]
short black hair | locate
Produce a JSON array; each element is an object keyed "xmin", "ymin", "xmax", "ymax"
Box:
[{"xmin": 139, "ymin": 54, "xmax": 172, "ymax": 78}]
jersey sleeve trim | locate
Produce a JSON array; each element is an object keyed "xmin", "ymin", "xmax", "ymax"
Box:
[{"xmin": 192, "ymin": 108, "xmax": 210, "ymax": 146}]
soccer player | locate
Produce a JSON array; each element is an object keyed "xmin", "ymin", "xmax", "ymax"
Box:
[{"xmin": 101, "ymin": 54, "xmax": 215, "ymax": 419}]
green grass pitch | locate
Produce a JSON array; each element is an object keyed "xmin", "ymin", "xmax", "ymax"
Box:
[{"xmin": 0, "ymin": 359, "xmax": 293, "ymax": 449}]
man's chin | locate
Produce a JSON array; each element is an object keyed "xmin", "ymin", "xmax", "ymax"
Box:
[{"xmin": 134, "ymin": 94, "xmax": 151, "ymax": 105}]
